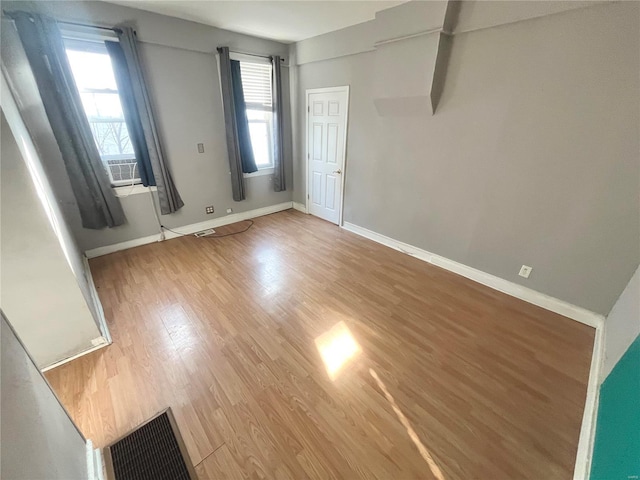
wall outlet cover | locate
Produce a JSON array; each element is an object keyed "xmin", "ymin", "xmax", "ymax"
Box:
[
  {"xmin": 197, "ymin": 143, "xmax": 204, "ymax": 153},
  {"xmin": 226, "ymin": 208, "xmax": 233, "ymax": 214},
  {"xmin": 519, "ymin": 265, "xmax": 533, "ymax": 278}
]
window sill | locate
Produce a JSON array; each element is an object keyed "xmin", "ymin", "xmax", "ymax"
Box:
[
  {"xmin": 244, "ymin": 167, "xmax": 274, "ymax": 178},
  {"xmin": 113, "ymin": 184, "xmax": 156, "ymax": 197}
]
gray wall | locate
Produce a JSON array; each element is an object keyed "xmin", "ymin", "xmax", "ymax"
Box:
[
  {"xmin": 293, "ymin": 1, "xmax": 639, "ymax": 315},
  {"xmin": 1, "ymin": 314, "xmax": 88, "ymax": 479},
  {"xmin": 1, "ymin": 107, "xmax": 102, "ymax": 367},
  {"xmin": 2, "ymin": 0, "xmax": 293, "ymax": 252}
]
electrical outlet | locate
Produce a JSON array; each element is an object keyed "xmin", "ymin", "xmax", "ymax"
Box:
[
  {"xmin": 205, "ymin": 205, "xmax": 214, "ymax": 214},
  {"xmin": 519, "ymin": 265, "xmax": 533, "ymax": 278},
  {"xmin": 197, "ymin": 143, "xmax": 205, "ymax": 153},
  {"xmin": 226, "ymin": 208, "xmax": 233, "ymax": 214}
]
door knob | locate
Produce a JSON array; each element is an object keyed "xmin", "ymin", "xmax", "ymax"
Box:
[{"xmin": 332, "ymin": 169, "xmax": 342, "ymax": 174}]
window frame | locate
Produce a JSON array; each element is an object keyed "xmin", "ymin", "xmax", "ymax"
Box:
[
  {"xmin": 230, "ymin": 53, "xmax": 275, "ymax": 177},
  {"xmin": 62, "ymin": 30, "xmax": 143, "ymax": 192}
]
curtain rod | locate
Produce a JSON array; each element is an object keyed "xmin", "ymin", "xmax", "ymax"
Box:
[
  {"xmin": 59, "ymin": 19, "xmax": 122, "ymax": 34},
  {"xmin": 1, "ymin": 12, "xmax": 121, "ymax": 33},
  {"xmin": 225, "ymin": 48, "xmax": 285, "ymax": 61}
]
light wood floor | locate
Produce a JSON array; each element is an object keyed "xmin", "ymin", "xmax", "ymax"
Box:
[{"xmin": 46, "ymin": 210, "xmax": 594, "ymax": 479}]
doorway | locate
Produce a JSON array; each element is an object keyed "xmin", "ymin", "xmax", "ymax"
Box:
[{"xmin": 306, "ymin": 86, "xmax": 349, "ymax": 225}]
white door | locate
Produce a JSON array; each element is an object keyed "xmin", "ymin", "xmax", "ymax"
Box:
[{"xmin": 307, "ymin": 87, "xmax": 349, "ymax": 225}]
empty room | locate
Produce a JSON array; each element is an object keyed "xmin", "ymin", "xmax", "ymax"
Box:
[{"xmin": 1, "ymin": 1, "xmax": 638, "ymax": 479}]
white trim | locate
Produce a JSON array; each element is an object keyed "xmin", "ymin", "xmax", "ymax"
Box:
[
  {"xmin": 85, "ymin": 202, "xmax": 294, "ymax": 258},
  {"xmin": 305, "ymin": 91, "xmax": 309, "ymax": 219},
  {"xmin": 341, "ymin": 219, "xmax": 605, "ymax": 478},
  {"xmin": 229, "ymin": 52, "xmax": 271, "ymax": 64},
  {"xmin": 86, "ymin": 440, "xmax": 95, "ymax": 480},
  {"xmin": 94, "ymin": 445, "xmax": 105, "ymax": 480},
  {"xmin": 305, "ymin": 86, "xmax": 352, "ymax": 95},
  {"xmin": 86, "ymin": 439, "xmax": 105, "ymax": 480},
  {"xmin": 244, "ymin": 167, "xmax": 274, "ymax": 178},
  {"xmin": 113, "ymin": 184, "xmax": 156, "ymax": 197},
  {"xmin": 374, "ymin": 27, "xmax": 446, "ymax": 48},
  {"xmin": 573, "ymin": 323, "xmax": 604, "ymax": 480},
  {"xmin": 292, "ymin": 201, "xmax": 308, "ymax": 213},
  {"xmin": 305, "ymin": 85, "xmax": 350, "ymax": 226},
  {"xmin": 86, "ymin": 233, "xmax": 161, "ymax": 258},
  {"xmin": 60, "ymin": 24, "xmax": 118, "ymax": 43},
  {"xmin": 342, "ymin": 221, "xmax": 604, "ymax": 328},
  {"xmin": 82, "ymin": 256, "xmax": 112, "ymax": 342},
  {"xmin": 41, "ymin": 337, "xmax": 109, "ymax": 372}
]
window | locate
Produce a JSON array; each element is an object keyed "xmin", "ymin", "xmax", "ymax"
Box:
[
  {"xmin": 238, "ymin": 60, "xmax": 273, "ymax": 172},
  {"xmin": 64, "ymin": 38, "xmax": 140, "ymax": 187}
]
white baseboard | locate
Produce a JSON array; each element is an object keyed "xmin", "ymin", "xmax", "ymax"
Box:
[
  {"xmin": 86, "ymin": 202, "xmax": 294, "ymax": 258},
  {"xmin": 342, "ymin": 222, "xmax": 604, "ymax": 328},
  {"xmin": 86, "ymin": 439, "xmax": 105, "ymax": 480},
  {"xmin": 82, "ymin": 256, "xmax": 112, "ymax": 343},
  {"xmin": 86, "ymin": 233, "xmax": 161, "ymax": 258},
  {"xmin": 342, "ymin": 221, "xmax": 604, "ymax": 478},
  {"xmin": 573, "ymin": 323, "xmax": 604, "ymax": 480},
  {"xmin": 41, "ymin": 337, "xmax": 109, "ymax": 372},
  {"xmin": 292, "ymin": 201, "xmax": 307, "ymax": 213}
]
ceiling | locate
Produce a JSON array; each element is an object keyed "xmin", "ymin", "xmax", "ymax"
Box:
[{"xmin": 104, "ymin": 1, "xmax": 406, "ymax": 43}]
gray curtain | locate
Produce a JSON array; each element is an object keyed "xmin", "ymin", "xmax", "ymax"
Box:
[
  {"xmin": 114, "ymin": 26, "xmax": 184, "ymax": 214},
  {"xmin": 217, "ymin": 46, "xmax": 258, "ymax": 201},
  {"xmin": 230, "ymin": 60, "xmax": 258, "ymax": 175},
  {"xmin": 10, "ymin": 11, "xmax": 125, "ymax": 229},
  {"xmin": 271, "ymin": 56, "xmax": 286, "ymax": 192},
  {"xmin": 104, "ymin": 40, "xmax": 155, "ymax": 188}
]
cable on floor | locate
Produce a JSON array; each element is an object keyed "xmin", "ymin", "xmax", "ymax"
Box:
[{"xmin": 160, "ymin": 220, "xmax": 254, "ymax": 239}]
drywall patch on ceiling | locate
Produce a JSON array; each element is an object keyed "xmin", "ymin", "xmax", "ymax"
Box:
[{"xmin": 101, "ymin": 0, "xmax": 406, "ymax": 43}]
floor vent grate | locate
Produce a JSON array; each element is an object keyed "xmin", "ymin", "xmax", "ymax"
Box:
[{"xmin": 105, "ymin": 409, "xmax": 195, "ymax": 480}]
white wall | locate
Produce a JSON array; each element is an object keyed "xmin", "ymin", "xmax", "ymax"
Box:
[
  {"xmin": 1, "ymin": 0, "xmax": 294, "ymax": 253},
  {"xmin": 293, "ymin": 1, "xmax": 639, "ymax": 315},
  {"xmin": 1, "ymin": 67, "xmax": 104, "ymax": 327},
  {"xmin": 1, "ymin": 314, "xmax": 89, "ymax": 479},
  {"xmin": 601, "ymin": 268, "xmax": 640, "ymax": 380},
  {"xmin": 1, "ymin": 103, "xmax": 102, "ymax": 367}
]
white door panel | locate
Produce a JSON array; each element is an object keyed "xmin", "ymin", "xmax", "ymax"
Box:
[{"xmin": 307, "ymin": 88, "xmax": 349, "ymax": 225}]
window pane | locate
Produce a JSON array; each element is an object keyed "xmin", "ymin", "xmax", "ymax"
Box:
[
  {"xmin": 66, "ymin": 49, "xmax": 118, "ymax": 91},
  {"xmin": 80, "ymin": 92, "xmax": 124, "ymax": 120},
  {"xmin": 88, "ymin": 118, "xmax": 134, "ymax": 157},
  {"xmin": 246, "ymin": 109, "xmax": 267, "ymax": 121},
  {"xmin": 65, "ymin": 41, "xmax": 140, "ymax": 186},
  {"xmin": 248, "ymin": 120, "xmax": 271, "ymax": 167}
]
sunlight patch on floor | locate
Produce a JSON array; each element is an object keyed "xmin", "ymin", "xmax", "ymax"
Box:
[
  {"xmin": 315, "ymin": 321, "xmax": 362, "ymax": 381},
  {"xmin": 369, "ymin": 368, "xmax": 446, "ymax": 480}
]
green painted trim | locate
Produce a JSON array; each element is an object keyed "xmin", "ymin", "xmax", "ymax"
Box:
[{"xmin": 590, "ymin": 334, "xmax": 640, "ymax": 480}]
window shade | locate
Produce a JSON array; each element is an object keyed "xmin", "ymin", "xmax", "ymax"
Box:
[{"xmin": 240, "ymin": 62, "xmax": 272, "ymax": 108}]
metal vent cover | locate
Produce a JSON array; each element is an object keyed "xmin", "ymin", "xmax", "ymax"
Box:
[{"xmin": 104, "ymin": 409, "xmax": 196, "ymax": 480}]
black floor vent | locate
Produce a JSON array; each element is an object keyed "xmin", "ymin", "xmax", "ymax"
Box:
[{"xmin": 105, "ymin": 409, "xmax": 195, "ymax": 480}]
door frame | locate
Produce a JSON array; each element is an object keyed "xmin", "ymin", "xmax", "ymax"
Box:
[{"xmin": 305, "ymin": 86, "xmax": 350, "ymax": 226}]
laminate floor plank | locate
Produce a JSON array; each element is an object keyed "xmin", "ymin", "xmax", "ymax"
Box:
[{"xmin": 45, "ymin": 210, "xmax": 594, "ymax": 479}]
